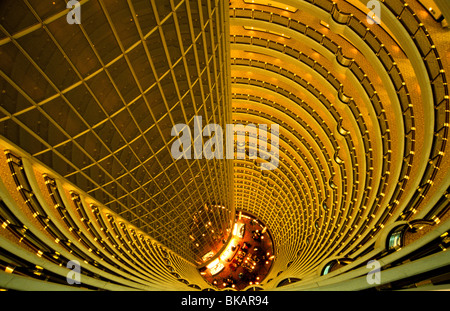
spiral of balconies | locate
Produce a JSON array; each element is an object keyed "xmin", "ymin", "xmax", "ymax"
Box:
[{"xmin": 229, "ymin": 0, "xmax": 449, "ymax": 290}]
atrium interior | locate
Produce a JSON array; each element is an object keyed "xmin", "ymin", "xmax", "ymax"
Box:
[{"xmin": 0, "ymin": 0, "xmax": 449, "ymax": 291}]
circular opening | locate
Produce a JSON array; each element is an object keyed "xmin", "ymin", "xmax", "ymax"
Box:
[{"xmin": 198, "ymin": 211, "xmax": 274, "ymax": 290}]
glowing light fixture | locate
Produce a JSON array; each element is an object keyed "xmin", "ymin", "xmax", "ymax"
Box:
[{"xmin": 207, "ymin": 258, "xmax": 220, "ymax": 269}]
